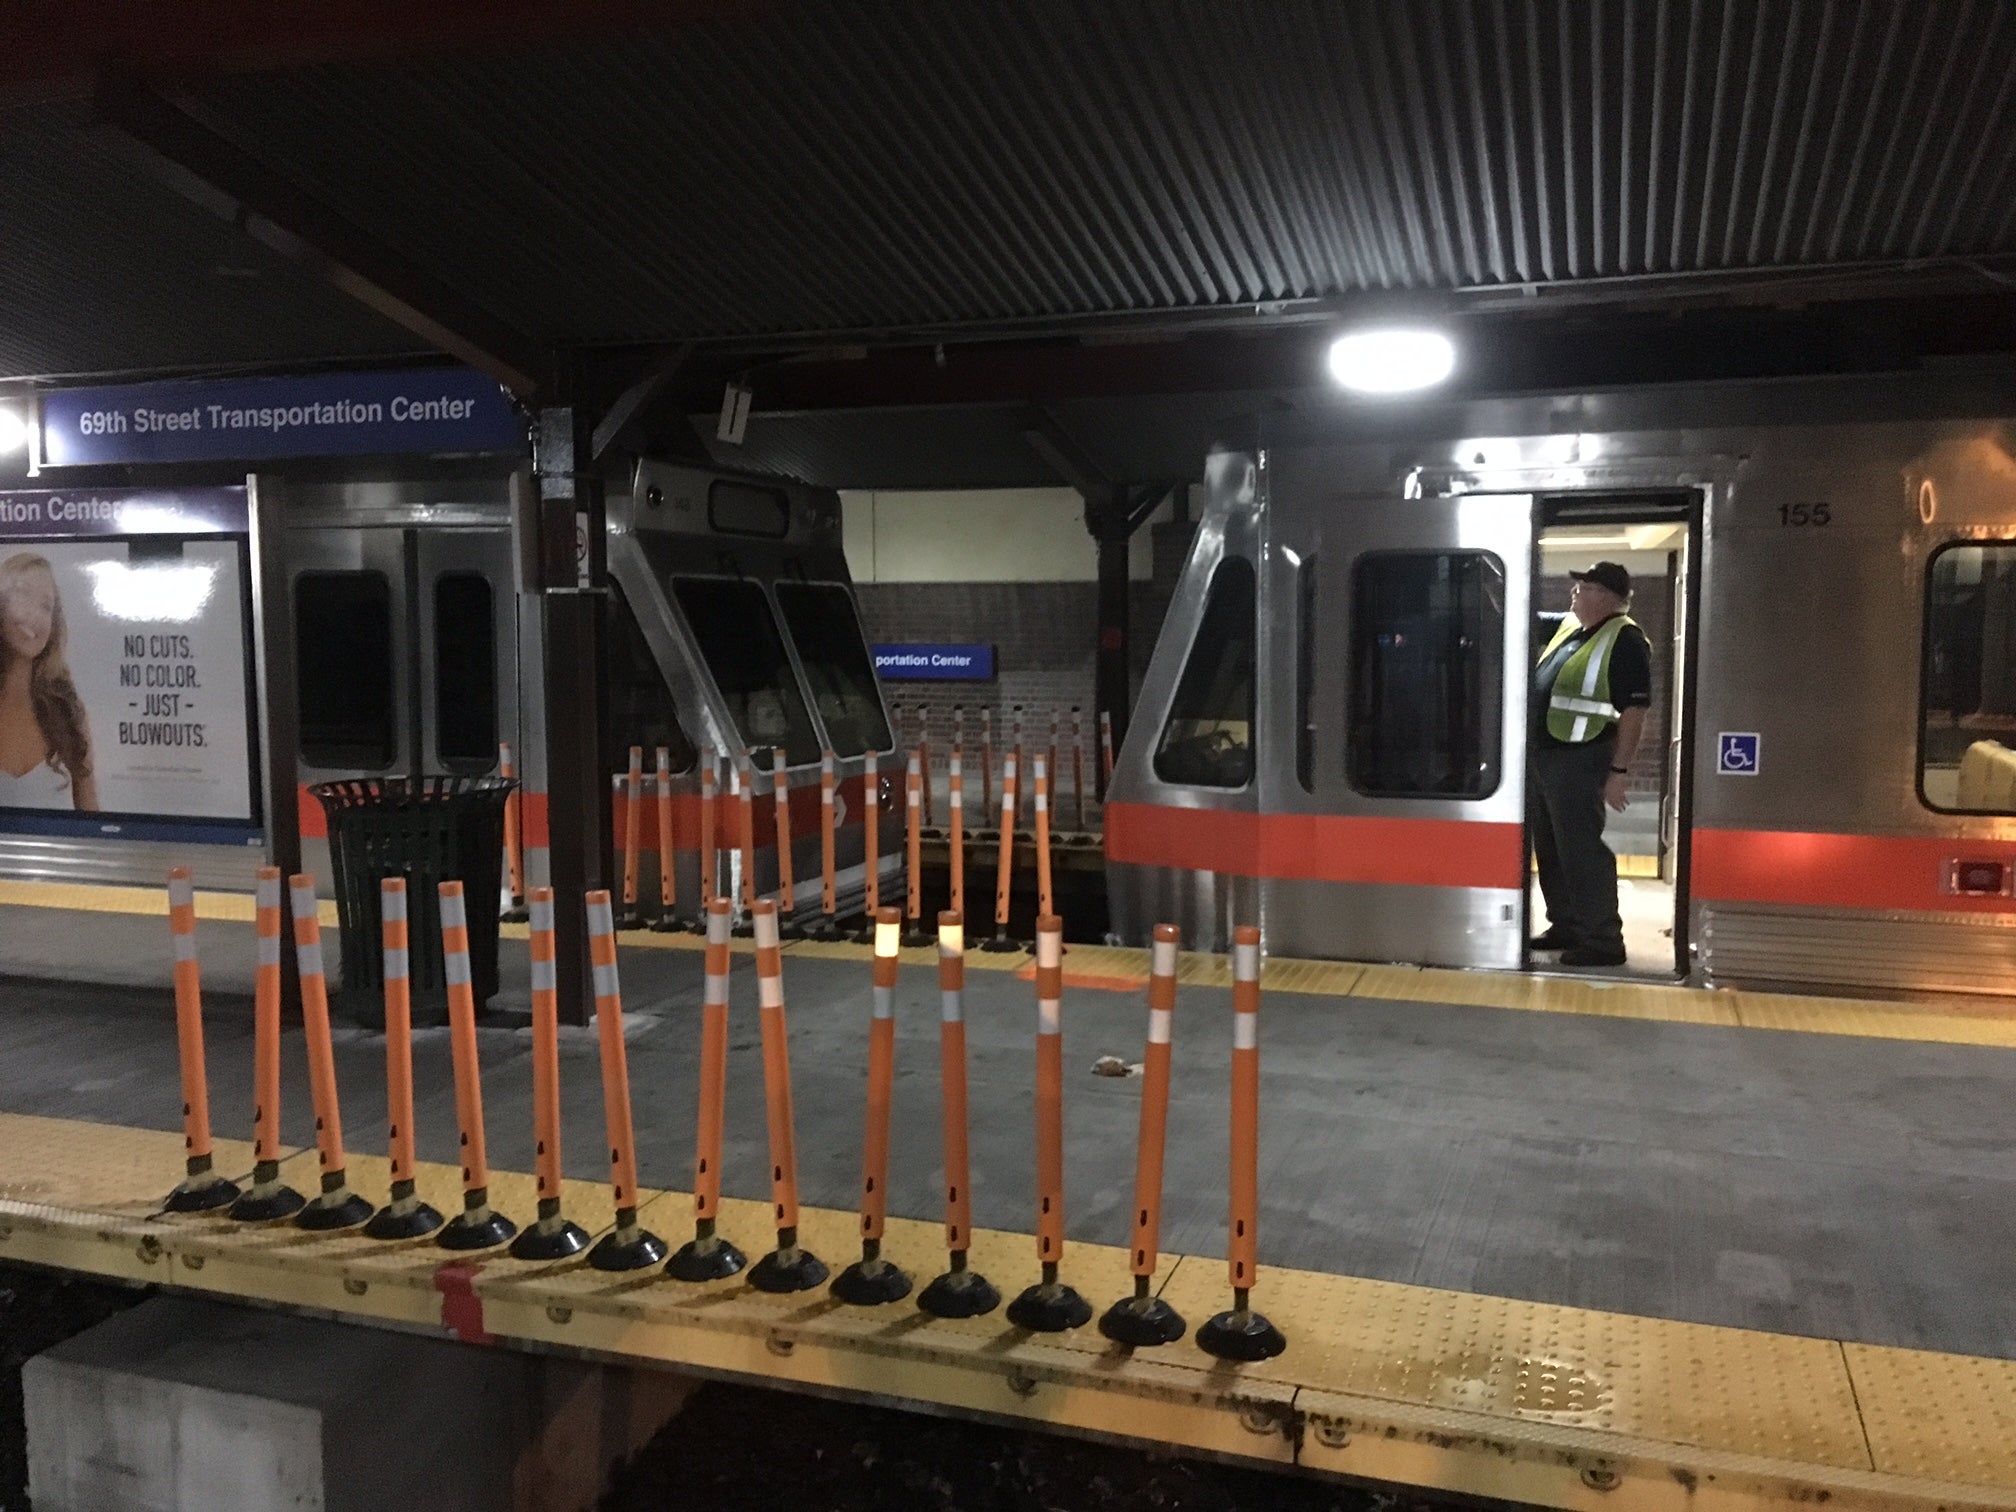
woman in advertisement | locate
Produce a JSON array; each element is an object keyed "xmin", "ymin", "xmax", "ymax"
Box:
[{"xmin": 0, "ymin": 552, "xmax": 98, "ymax": 811}]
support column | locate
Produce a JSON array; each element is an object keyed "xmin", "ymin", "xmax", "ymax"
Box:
[
  {"xmin": 1094, "ymin": 497, "xmax": 1132, "ymax": 793},
  {"xmin": 246, "ymin": 472, "xmax": 300, "ymax": 1014}
]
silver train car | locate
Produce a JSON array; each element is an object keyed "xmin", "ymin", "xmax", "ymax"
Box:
[
  {"xmin": 1107, "ymin": 373, "xmax": 2016, "ymax": 1000},
  {"xmin": 1, "ymin": 459, "xmax": 899, "ymax": 916}
]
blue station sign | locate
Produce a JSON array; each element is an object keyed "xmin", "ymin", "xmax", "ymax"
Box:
[
  {"xmin": 873, "ymin": 643, "xmax": 996, "ymax": 681},
  {"xmin": 40, "ymin": 367, "xmax": 523, "ymax": 466}
]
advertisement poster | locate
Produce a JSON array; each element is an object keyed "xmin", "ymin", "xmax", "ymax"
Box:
[{"xmin": 1, "ymin": 489, "xmax": 255, "ymax": 825}]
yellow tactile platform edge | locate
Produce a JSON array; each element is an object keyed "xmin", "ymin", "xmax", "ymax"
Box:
[
  {"xmin": 3, "ymin": 1110, "xmax": 2016, "ymax": 1512},
  {"xmin": 8, "ymin": 878, "xmax": 2015, "ymax": 1049}
]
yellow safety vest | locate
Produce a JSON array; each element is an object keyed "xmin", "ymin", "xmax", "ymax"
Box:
[{"xmin": 1539, "ymin": 614, "xmax": 1638, "ymax": 743}]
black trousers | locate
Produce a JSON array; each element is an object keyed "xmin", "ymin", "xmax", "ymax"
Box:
[{"xmin": 1527, "ymin": 737, "xmax": 1623, "ymax": 951}]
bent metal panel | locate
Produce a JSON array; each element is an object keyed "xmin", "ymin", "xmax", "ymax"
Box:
[{"xmin": 0, "ymin": 487, "xmax": 254, "ymax": 825}]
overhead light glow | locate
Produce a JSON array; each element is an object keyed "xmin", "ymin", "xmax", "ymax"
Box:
[
  {"xmin": 83, "ymin": 561, "xmax": 220, "ymax": 623},
  {"xmin": 0, "ymin": 407, "xmax": 26, "ymax": 454},
  {"xmin": 1326, "ymin": 328, "xmax": 1456, "ymax": 394}
]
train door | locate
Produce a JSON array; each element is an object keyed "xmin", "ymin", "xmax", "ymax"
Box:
[
  {"xmin": 1530, "ymin": 494, "xmax": 1697, "ymax": 977},
  {"xmin": 1277, "ymin": 480, "xmax": 1535, "ymax": 969}
]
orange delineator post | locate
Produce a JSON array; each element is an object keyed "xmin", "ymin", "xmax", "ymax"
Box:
[
  {"xmin": 437, "ymin": 881, "xmax": 515, "ymax": 1247},
  {"xmin": 656, "ymin": 745, "xmax": 677, "ymax": 915},
  {"xmin": 979, "ymin": 707, "xmax": 994, "ymax": 814},
  {"xmin": 832, "ymin": 907, "xmax": 910, "ymax": 1303},
  {"xmin": 861, "ymin": 751, "xmax": 880, "ymax": 914},
  {"xmin": 1005, "ymin": 914, "xmax": 1091, "ymax": 1330},
  {"xmin": 667, "ymin": 898, "xmax": 748, "ymax": 1280},
  {"xmin": 230, "ymin": 867, "xmax": 304, "ymax": 1221},
  {"xmin": 699, "ymin": 750, "xmax": 719, "ymax": 910},
  {"xmin": 819, "ymin": 749, "xmax": 838, "ymax": 919},
  {"xmin": 1196, "ymin": 924, "xmax": 1287, "ymax": 1360},
  {"xmin": 947, "ymin": 748, "xmax": 965, "ymax": 918},
  {"xmin": 585, "ymin": 890, "xmax": 668, "ymax": 1269},
  {"xmin": 1070, "ymin": 708, "xmax": 1087, "ymax": 831},
  {"xmin": 620, "ymin": 745, "xmax": 644, "ymax": 922},
  {"xmin": 365, "ymin": 876, "xmax": 441, "ymax": 1238},
  {"xmin": 772, "ymin": 746, "xmax": 795, "ymax": 913},
  {"xmin": 904, "ymin": 750, "xmax": 924, "ymax": 936},
  {"xmin": 513, "ymin": 887, "xmax": 588, "ymax": 1258},
  {"xmin": 1033, "ymin": 753, "xmax": 1054, "ymax": 919},
  {"xmin": 737, "ymin": 753, "xmax": 759, "ymax": 917},
  {"xmin": 289, "ymin": 873, "xmax": 371, "ymax": 1229},
  {"xmin": 500, "ymin": 741, "xmax": 524, "ymax": 907},
  {"xmin": 748, "ymin": 900, "xmax": 827, "ymax": 1291},
  {"xmin": 1097, "ymin": 923, "xmax": 1187, "ymax": 1344},
  {"xmin": 163, "ymin": 867, "xmax": 237, "ymax": 1212},
  {"xmin": 916, "ymin": 909, "xmax": 1000, "ymax": 1316},
  {"xmin": 983, "ymin": 752, "xmax": 1018, "ymax": 950}
]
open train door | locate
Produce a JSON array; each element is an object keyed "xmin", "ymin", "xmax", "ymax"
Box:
[{"xmin": 1276, "ymin": 479, "xmax": 1535, "ymax": 969}]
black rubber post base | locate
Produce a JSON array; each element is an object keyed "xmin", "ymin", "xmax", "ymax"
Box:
[
  {"xmin": 1098, "ymin": 1294, "xmax": 1188, "ymax": 1347},
  {"xmin": 501, "ymin": 902, "xmax": 529, "ymax": 924},
  {"xmin": 589, "ymin": 1225, "xmax": 670, "ymax": 1272},
  {"xmin": 439, "ymin": 1206, "xmax": 518, "ymax": 1251},
  {"xmin": 1007, "ymin": 1281, "xmax": 1093, "ymax": 1332},
  {"xmin": 803, "ymin": 916, "xmax": 845, "ymax": 942},
  {"xmin": 616, "ymin": 909, "xmax": 646, "ymax": 932},
  {"xmin": 229, "ymin": 1182, "xmax": 307, "ymax": 1223},
  {"xmin": 510, "ymin": 1215, "xmax": 591, "ymax": 1261},
  {"xmin": 776, "ymin": 916, "xmax": 808, "ymax": 940},
  {"xmin": 899, "ymin": 927, "xmax": 933, "ymax": 949},
  {"xmin": 731, "ymin": 921, "xmax": 756, "ymax": 939},
  {"xmin": 294, "ymin": 1188, "xmax": 375, "ymax": 1231},
  {"xmin": 1196, "ymin": 1307, "xmax": 1287, "ymax": 1362},
  {"xmin": 749, "ymin": 1245, "xmax": 829, "ymax": 1293},
  {"xmin": 163, "ymin": 1175, "xmax": 240, "ymax": 1214},
  {"xmin": 667, "ymin": 1233, "xmax": 748, "ymax": 1282},
  {"xmin": 365, "ymin": 1196, "xmax": 444, "ymax": 1240},
  {"xmin": 978, "ymin": 934, "xmax": 1024, "ymax": 954},
  {"xmin": 648, "ymin": 914, "xmax": 683, "ymax": 933},
  {"xmin": 917, "ymin": 1267, "xmax": 1001, "ymax": 1319},
  {"xmin": 831, "ymin": 1256, "xmax": 912, "ymax": 1305}
]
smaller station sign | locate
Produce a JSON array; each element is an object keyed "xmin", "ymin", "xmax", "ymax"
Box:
[{"xmin": 873, "ymin": 643, "xmax": 996, "ymax": 681}]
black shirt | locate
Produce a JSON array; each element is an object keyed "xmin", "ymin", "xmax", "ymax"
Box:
[{"xmin": 1532, "ymin": 613, "xmax": 1652, "ymax": 747}]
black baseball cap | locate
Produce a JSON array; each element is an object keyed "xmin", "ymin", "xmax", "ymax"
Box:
[{"xmin": 1570, "ymin": 561, "xmax": 1632, "ymax": 598}]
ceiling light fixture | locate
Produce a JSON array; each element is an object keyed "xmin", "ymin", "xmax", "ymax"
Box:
[
  {"xmin": 1326, "ymin": 328, "xmax": 1456, "ymax": 395},
  {"xmin": 0, "ymin": 406, "xmax": 26, "ymax": 454}
]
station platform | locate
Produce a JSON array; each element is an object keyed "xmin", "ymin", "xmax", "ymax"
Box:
[{"xmin": 5, "ymin": 877, "xmax": 2016, "ymax": 1510}]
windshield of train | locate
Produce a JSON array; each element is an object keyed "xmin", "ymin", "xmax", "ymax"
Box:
[
  {"xmin": 1154, "ymin": 555, "xmax": 1256, "ymax": 788},
  {"xmin": 669, "ymin": 576, "xmax": 820, "ymax": 765},
  {"xmin": 605, "ymin": 581, "xmax": 696, "ymax": 773},
  {"xmin": 772, "ymin": 582, "xmax": 892, "ymax": 757}
]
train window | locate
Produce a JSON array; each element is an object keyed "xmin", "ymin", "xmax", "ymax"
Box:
[
  {"xmin": 1921, "ymin": 542, "xmax": 2016, "ymax": 814},
  {"xmin": 708, "ymin": 481, "xmax": 791, "ymax": 539},
  {"xmin": 432, "ymin": 573, "xmax": 496, "ymax": 767},
  {"xmin": 1347, "ymin": 551, "xmax": 1505, "ymax": 799},
  {"xmin": 295, "ymin": 571, "xmax": 395, "ymax": 770},
  {"xmin": 1153, "ymin": 556, "xmax": 1256, "ymax": 789},
  {"xmin": 604, "ymin": 581, "xmax": 696, "ymax": 773},
  {"xmin": 669, "ymin": 575, "xmax": 820, "ymax": 765},
  {"xmin": 773, "ymin": 582, "xmax": 893, "ymax": 756}
]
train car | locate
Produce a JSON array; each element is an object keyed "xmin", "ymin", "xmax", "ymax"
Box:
[
  {"xmin": 0, "ymin": 459, "xmax": 899, "ymax": 922},
  {"xmin": 1106, "ymin": 375, "xmax": 2016, "ymax": 1001}
]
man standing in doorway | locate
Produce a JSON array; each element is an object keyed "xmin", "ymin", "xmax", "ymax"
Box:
[{"xmin": 1529, "ymin": 561, "xmax": 1651, "ymax": 968}]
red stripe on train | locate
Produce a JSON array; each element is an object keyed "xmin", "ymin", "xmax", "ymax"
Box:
[
  {"xmin": 1692, "ymin": 828, "xmax": 2016, "ymax": 914},
  {"xmin": 1102, "ymin": 803, "xmax": 1525, "ymax": 890}
]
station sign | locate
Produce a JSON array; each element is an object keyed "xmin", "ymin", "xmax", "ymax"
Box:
[
  {"xmin": 39, "ymin": 367, "xmax": 522, "ymax": 467},
  {"xmin": 873, "ymin": 643, "xmax": 996, "ymax": 681},
  {"xmin": 0, "ymin": 487, "xmax": 256, "ymax": 832}
]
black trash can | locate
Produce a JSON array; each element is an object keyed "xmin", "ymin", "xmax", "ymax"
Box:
[{"xmin": 311, "ymin": 775, "xmax": 515, "ymax": 1027}]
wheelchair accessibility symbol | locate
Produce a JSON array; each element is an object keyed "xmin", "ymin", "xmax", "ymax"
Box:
[{"xmin": 1718, "ymin": 732, "xmax": 1761, "ymax": 776}]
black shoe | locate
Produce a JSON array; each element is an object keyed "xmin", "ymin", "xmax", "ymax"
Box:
[
  {"xmin": 1560, "ymin": 944, "xmax": 1626, "ymax": 968},
  {"xmin": 1528, "ymin": 929, "xmax": 1576, "ymax": 951}
]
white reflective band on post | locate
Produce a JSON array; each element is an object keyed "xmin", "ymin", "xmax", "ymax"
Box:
[
  {"xmin": 257, "ymin": 935, "xmax": 281, "ymax": 967},
  {"xmin": 297, "ymin": 941, "xmax": 325, "ymax": 978},
  {"xmin": 823, "ymin": 787, "xmax": 835, "ymax": 805},
  {"xmin": 445, "ymin": 951, "xmax": 472, "ymax": 987},
  {"xmin": 950, "ymin": 755, "xmax": 962, "ymax": 776},
  {"xmin": 1233, "ymin": 1013, "xmax": 1258, "ymax": 1050},
  {"xmin": 440, "ymin": 891, "xmax": 467, "ymax": 930},
  {"xmin": 1036, "ymin": 931, "xmax": 1062, "ymax": 969},
  {"xmin": 822, "ymin": 753, "xmax": 834, "ymax": 776},
  {"xmin": 385, "ymin": 947, "xmax": 408, "ymax": 981},
  {"xmin": 382, "ymin": 887, "xmax": 407, "ymax": 922},
  {"xmin": 1234, "ymin": 941, "xmax": 1260, "ymax": 982},
  {"xmin": 872, "ymin": 985, "xmax": 894, "ymax": 1020},
  {"xmin": 592, "ymin": 962, "xmax": 621, "ymax": 1000},
  {"xmin": 1035, "ymin": 793, "xmax": 1047, "ymax": 812},
  {"xmin": 909, "ymin": 786, "xmax": 920, "ymax": 808},
  {"xmin": 940, "ymin": 989, "xmax": 963, "ymax": 1023},
  {"xmin": 169, "ymin": 876, "xmax": 195, "ymax": 910},
  {"xmin": 1151, "ymin": 939, "xmax": 1177, "ymax": 976},
  {"xmin": 530, "ymin": 959, "xmax": 557, "ymax": 993},
  {"xmin": 529, "ymin": 897, "xmax": 554, "ymax": 933},
  {"xmin": 950, "ymin": 789, "xmax": 962, "ymax": 808},
  {"xmin": 290, "ymin": 883, "xmax": 316, "ymax": 917},
  {"xmin": 587, "ymin": 899, "xmax": 615, "ymax": 937},
  {"xmin": 1148, "ymin": 1007, "xmax": 1172, "ymax": 1044},
  {"xmin": 173, "ymin": 934, "xmax": 197, "ymax": 962},
  {"xmin": 257, "ymin": 875, "xmax": 280, "ymax": 909},
  {"xmin": 908, "ymin": 755, "xmax": 920, "ymax": 776},
  {"xmin": 754, "ymin": 912, "xmax": 780, "ymax": 950},
  {"xmin": 703, "ymin": 975, "xmax": 729, "ymax": 1006},
  {"xmin": 758, "ymin": 974, "xmax": 783, "ymax": 1009},
  {"xmin": 1038, "ymin": 997, "xmax": 1061, "ymax": 1035}
]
